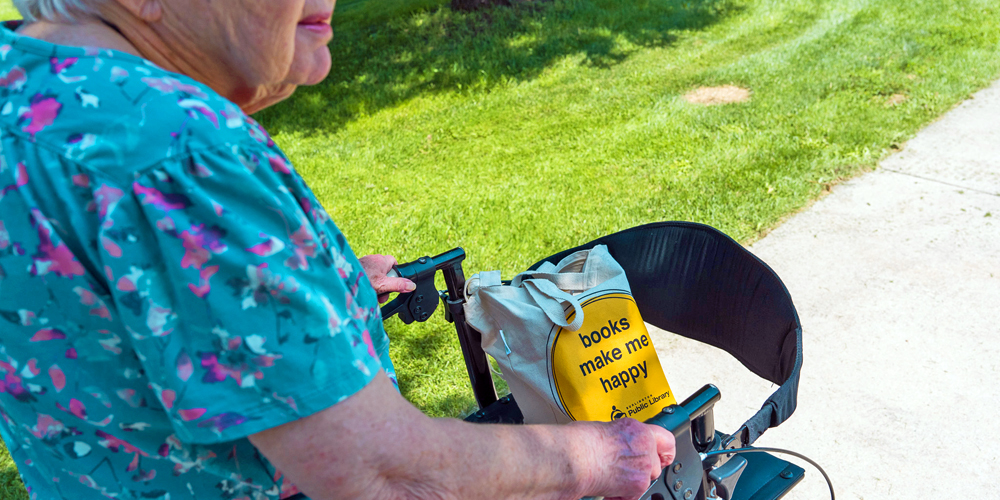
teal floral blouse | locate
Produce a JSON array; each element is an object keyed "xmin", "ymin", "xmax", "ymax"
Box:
[{"xmin": 0, "ymin": 21, "xmax": 395, "ymax": 500}]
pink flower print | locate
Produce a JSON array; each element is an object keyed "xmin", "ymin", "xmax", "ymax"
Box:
[
  {"xmin": 100, "ymin": 235, "xmax": 122, "ymax": 257},
  {"xmin": 178, "ymin": 98, "xmax": 219, "ymax": 128},
  {"xmin": 247, "ymin": 232, "xmax": 286, "ymax": 257},
  {"xmin": 26, "ymin": 413, "xmax": 68, "ymax": 440},
  {"xmin": 0, "ymin": 162, "xmax": 26, "ymax": 201},
  {"xmin": 116, "ymin": 276, "xmax": 135, "ymax": 292},
  {"xmin": 197, "ymin": 412, "xmax": 254, "ymax": 434},
  {"xmin": 127, "ymin": 452, "xmax": 140, "ymax": 472},
  {"xmin": 0, "ymin": 65, "xmax": 26, "ymax": 91},
  {"xmin": 333, "ymin": 250, "xmax": 353, "ymax": 279},
  {"xmin": 155, "ymin": 216, "xmax": 176, "ymax": 232},
  {"xmin": 133, "ymin": 182, "xmax": 190, "ymax": 211},
  {"xmin": 360, "ymin": 329, "xmax": 377, "ymax": 358},
  {"xmin": 176, "ymin": 350, "xmax": 193, "ymax": 381},
  {"xmin": 95, "ymin": 430, "xmax": 149, "ymax": 475},
  {"xmin": 48, "ymin": 364, "xmax": 66, "ymax": 392},
  {"xmin": 1, "ymin": 161, "xmax": 29, "ymax": 199},
  {"xmin": 73, "ymin": 286, "xmax": 112, "ymax": 320},
  {"xmin": 159, "ymin": 388, "xmax": 175, "ymax": 409},
  {"xmin": 198, "ymin": 352, "xmax": 242, "ymax": 384},
  {"xmin": 197, "ymin": 330, "xmax": 280, "ymax": 385},
  {"xmin": 71, "ymin": 173, "xmax": 90, "ymax": 187},
  {"xmin": 211, "ymin": 199, "xmax": 224, "ymax": 216},
  {"xmin": 177, "ymin": 408, "xmax": 206, "ymax": 421},
  {"xmin": 93, "ymin": 184, "xmax": 125, "ymax": 219},
  {"xmin": 30, "ymin": 328, "xmax": 66, "ymax": 342},
  {"xmin": 0, "ymin": 371, "xmax": 34, "ymax": 402},
  {"xmin": 29, "ymin": 213, "xmax": 85, "ymax": 277},
  {"xmin": 20, "ymin": 359, "xmax": 40, "ymax": 378},
  {"xmin": 15, "ymin": 162, "xmax": 28, "ymax": 187},
  {"xmin": 179, "ymin": 234, "xmax": 209, "ymax": 268},
  {"xmin": 57, "ymin": 398, "xmax": 112, "ymax": 427},
  {"xmin": 268, "ymin": 154, "xmax": 291, "ymax": 174},
  {"xmin": 58, "ymin": 398, "xmax": 88, "ymax": 420},
  {"xmin": 49, "ymin": 57, "xmax": 78, "ymax": 74},
  {"xmin": 285, "ymin": 223, "xmax": 318, "ymax": 270},
  {"xmin": 178, "ymin": 223, "xmax": 227, "ymax": 269},
  {"xmin": 18, "ymin": 93, "xmax": 62, "ymax": 138},
  {"xmin": 188, "ymin": 265, "xmax": 219, "ymax": 298},
  {"xmin": 141, "ymin": 76, "xmax": 208, "ymax": 98}
]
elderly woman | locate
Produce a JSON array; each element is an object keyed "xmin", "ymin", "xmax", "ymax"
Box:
[{"xmin": 0, "ymin": 0, "xmax": 675, "ymax": 499}]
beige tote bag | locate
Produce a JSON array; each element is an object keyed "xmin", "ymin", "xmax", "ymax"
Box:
[{"xmin": 463, "ymin": 245, "xmax": 676, "ymax": 424}]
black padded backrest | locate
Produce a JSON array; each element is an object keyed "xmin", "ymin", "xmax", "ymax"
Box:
[{"xmin": 530, "ymin": 222, "xmax": 802, "ymax": 445}]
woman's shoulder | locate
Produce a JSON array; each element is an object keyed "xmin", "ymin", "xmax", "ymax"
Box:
[{"xmin": 0, "ymin": 28, "xmax": 277, "ymax": 183}]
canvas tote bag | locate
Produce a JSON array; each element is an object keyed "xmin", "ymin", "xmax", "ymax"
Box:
[{"xmin": 463, "ymin": 245, "xmax": 676, "ymax": 424}]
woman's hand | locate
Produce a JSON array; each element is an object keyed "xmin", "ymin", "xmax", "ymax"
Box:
[
  {"xmin": 358, "ymin": 254, "xmax": 416, "ymax": 303},
  {"xmin": 584, "ymin": 418, "xmax": 676, "ymax": 500}
]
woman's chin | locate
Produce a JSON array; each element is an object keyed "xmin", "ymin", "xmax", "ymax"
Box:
[{"xmin": 292, "ymin": 47, "xmax": 332, "ymax": 86}]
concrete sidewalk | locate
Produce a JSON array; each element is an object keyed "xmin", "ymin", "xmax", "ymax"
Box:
[{"xmin": 650, "ymin": 80, "xmax": 1000, "ymax": 499}]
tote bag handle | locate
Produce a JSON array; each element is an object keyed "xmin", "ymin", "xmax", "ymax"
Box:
[{"xmin": 520, "ymin": 279, "xmax": 585, "ymax": 332}]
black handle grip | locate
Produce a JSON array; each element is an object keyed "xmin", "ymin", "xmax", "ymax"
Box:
[{"xmin": 639, "ymin": 384, "xmax": 721, "ymax": 500}]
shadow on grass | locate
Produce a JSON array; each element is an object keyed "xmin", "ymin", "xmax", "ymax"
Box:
[{"xmin": 255, "ymin": 0, "xmax": 739, "ymax": 134}]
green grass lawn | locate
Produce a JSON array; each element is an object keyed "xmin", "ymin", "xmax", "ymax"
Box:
[
  {"xmin": 1, "ymin": 0, "xmax": 999, "ymax": 497},
  {"xmin": 260, "ymin": 0, "xmax": 1000, "ymax": 420}
]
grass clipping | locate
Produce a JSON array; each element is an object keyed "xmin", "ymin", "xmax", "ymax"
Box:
[{"xmin": 684, "ymin": 85, "xmax": 751, "ymax": 105}]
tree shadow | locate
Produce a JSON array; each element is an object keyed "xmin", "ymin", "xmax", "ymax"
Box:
[{"xmin": 254, "ymin": 0, "xmax": 739, "ymax": 134}]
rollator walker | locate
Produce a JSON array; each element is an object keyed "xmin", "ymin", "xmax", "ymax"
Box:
[{"xmin": 382, "ymin": 222, "xmax": 817, "ymax": 500}]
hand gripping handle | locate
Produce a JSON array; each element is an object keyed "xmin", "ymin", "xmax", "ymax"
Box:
[{"xmin": 639, "ymin": 384, "xmax": 721, "ymax": 500}]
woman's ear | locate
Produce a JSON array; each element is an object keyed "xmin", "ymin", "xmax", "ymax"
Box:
[{"xmin": 109, "ymin": 0, "xmax": 163, "ymax": 23}]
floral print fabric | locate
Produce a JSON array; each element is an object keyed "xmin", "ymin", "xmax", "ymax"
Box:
[{"xmin": 0, "ymin": 21, "xmax": 394, "ymax": 499}]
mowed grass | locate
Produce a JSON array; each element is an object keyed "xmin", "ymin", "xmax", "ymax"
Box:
[
  {"xmin": 1, "ymin": 0, "xmax": 999, "ymax": 498},
  {"xmin": 258, "ymin": 0, "xmax": 1000, "ymax": 420}
]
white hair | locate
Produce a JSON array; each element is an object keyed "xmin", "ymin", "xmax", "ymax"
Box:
[{"xmin": 12, "ymin": 0, "xmax": 99, "ymax": 22}]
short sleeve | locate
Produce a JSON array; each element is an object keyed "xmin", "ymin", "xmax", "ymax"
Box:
[{"xmin": 96, "ymin": 142, "xmax": 388, "ymax": 444}]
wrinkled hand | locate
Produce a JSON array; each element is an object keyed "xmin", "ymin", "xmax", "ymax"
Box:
[
  {"xmin": 588, "ymin": 418, "xmax": 676, "ymax": 500},
  {"xmin": 358, "ymin": 254, "xmax": 416, "ymax": 303}
]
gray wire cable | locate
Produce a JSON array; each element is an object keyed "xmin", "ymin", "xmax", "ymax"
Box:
[{"xmin": 701, "ymin": 446, "xmax": 835, "ymax": 500}]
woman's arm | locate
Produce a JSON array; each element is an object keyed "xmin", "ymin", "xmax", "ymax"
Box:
[{"xmin": 250, "ymin": 371, "xmax": 675, "ymax": 500}]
